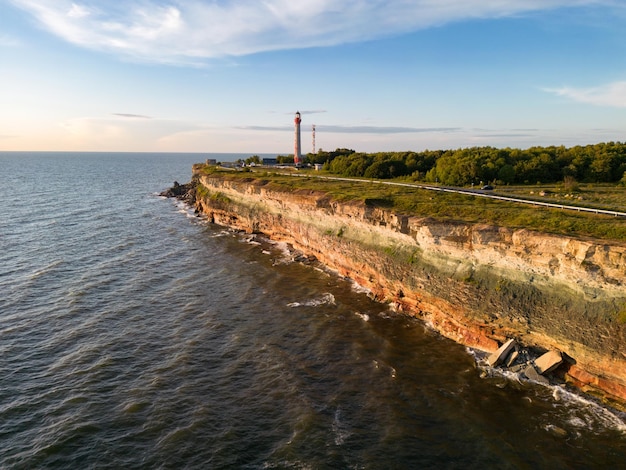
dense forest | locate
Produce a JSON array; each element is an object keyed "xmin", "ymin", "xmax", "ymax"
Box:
[{"xmin": 297, "ymin": 142, "xmax": 626, "ymax": 186}]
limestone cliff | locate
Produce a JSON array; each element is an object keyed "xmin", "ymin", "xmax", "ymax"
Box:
[{"xmin": 189, "ymin": 168, "xmax": 626, "ymax": 406}]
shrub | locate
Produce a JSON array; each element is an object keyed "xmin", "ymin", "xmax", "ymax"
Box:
[{"xmin": 563, "ymin": 175, "xmax": 580, "ymax": 192}]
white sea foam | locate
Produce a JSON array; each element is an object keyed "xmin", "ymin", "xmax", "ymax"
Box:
[
  {"xmin": 332, "ymin": 407, "xmax": 351, "ymax": 446},
  {"xmin": 262, "ymin": 460, "xmax": 313, "ymax": 470},
  {"xmin": 174, "ymin": 200, "xmax": 197, "ymax": 219},
  {"xmin": 273, "ymin": 241, "xmax": 292, "ymax": 259},
  {"xmin": 377, "ymin": 309, "xmax": 394, "ymax": 320},
  {"xmin": 209, "ymin": 229, "xmax": 233, "ymax": 238},
  {"xmin": 245, "ymin": 236, "xmax": 296, "ymax": 265},
  {"xmin": 468, "ymin": 347, "xmax": 626, "ymax": 434},
  {"xmin": 547, "ymin": 385, "xmax": 626, "ymax": 433},
  {"xmin": 568, "ymin": 416, "xmax": 587, "ymax": 428},
  {"xmin": 349, "ymin": 280, "xmax": 372, "ymax": 295},
  {"xmin": 239, "ymin": 234, "xmax": 261, "ymax": 245},
  {"xmin": 287, "ymin": 293, "xmax": 336, "ymax": 308},
  {"xmin": 465, "ymin": 347, "xmax": 489, "ymax": 364},
  {"xmin": 312, "ymin": 266, "xmax": 330, "ymax": 277},
  {"xmin": 354, "ymin": 311, "xmax": 370, "ymax": 322}
]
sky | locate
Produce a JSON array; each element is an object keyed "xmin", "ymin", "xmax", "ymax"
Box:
[{"xmin": 1, "ymin": 0, "xmax": 626, "ymax": 154}]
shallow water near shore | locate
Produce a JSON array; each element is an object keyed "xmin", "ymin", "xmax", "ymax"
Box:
[{"xmin": 1, "ymin": 152, "xmax": 625, "ymax": 469}]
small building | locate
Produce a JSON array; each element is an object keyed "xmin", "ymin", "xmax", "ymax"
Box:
[
  {"xmin": 206, "ymin": 159, "xmax": 217, "ymax": 165},
  {"xmin": 262, "ymin": 157, "xmax": 278, "ymax": 166}
]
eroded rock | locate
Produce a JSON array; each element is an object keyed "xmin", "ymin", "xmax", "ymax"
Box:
[
  {"xmin": 524, "ymin": 364, "xmax": 550, "ymax": 385},
  {"xmin": 488, "ymin": 338, "xmax": 516, "ymax": 367},
  {"xmin": 187, "ymin": 170, "xmax": 626, "ymax": 405},
  {"xmin": 160, "ymin": 181, "xmax": 197, "ymax": 204},
  {"xmin": 505, "ymin": 349, "xmax": 519, "ymax": 368},
  {"xmin": 535, "ymin": 350, "xmax": 563, "ymax": 375}
]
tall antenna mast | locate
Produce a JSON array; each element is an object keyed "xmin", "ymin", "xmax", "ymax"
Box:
[{"xmin": 312, "ymin": 124, "xmax": 316, "ymax": 155}]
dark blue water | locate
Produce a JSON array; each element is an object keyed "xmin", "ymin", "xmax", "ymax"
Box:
[{"xmin": 1, "ymin": 152, "xmax": 624, "ymax": 469}]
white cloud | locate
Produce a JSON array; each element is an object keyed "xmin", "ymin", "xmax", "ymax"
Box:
[
  {"xmin": 240, "ymin": 124, "xmax": 461, "ymax": 134},
  {"xmin": 67, "ymin": 3, "xmax": 90, "ymax": 19},
  {"xmin": 545, "ymin": 81, "xmax": 626, "ymax": 107},
  {"xmin": 7, "ymin": 0, "xmax": 620, "ymax": 64},
  {"xmin": 113, "ymin": 113, "xmax": 153, "ymax": 119}
]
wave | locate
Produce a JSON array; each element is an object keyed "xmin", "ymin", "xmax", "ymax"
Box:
[
  {"xmin": 287, "ymin": 293, "xmax": 336, "ymax": 308},
  {"xmin": 354, "ymin": 312, "xmax": 370, "ymax": 322},
  {"xmin": 551, "ymin": 385, "xmax": 626, "ymax": 434},
  {"xmin": 349, "ymin": 279, "xmax": 372, "ymax": 296},
  {"xmin": 332, "ymin": 407, "xmax": 351, "ymax": 446},
  {"xmin": 174, "ymin": 200, "xmax": 198, "ymax": 219},
  {"xmin": 272, "ymin": 241, "xmax": 293, "ymax": 260},
  {"xmin": 242, "ymin": 234, "xmax": 261, "ymax": 246},
  {"xmin": 469, "ymin": 347, "xmax": 626, "ymax": 434},
  {"xmin": 28, "ymin": 259, "xmax": 64, "ymax": 280}
]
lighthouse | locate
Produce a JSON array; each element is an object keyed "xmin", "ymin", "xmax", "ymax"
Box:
[{"xmin": 294, "ymin": 111, "xmax": 302, "ymax": 166}]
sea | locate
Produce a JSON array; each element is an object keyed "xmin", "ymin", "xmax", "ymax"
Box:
[{"xmin": 1, "ymin": 151, "xmax": 625, "ymax": 469}]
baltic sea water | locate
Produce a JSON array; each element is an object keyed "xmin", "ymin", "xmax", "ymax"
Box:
[{"xmin": 1, "ymin": 152, "xmax": 625, "ymax": 469}]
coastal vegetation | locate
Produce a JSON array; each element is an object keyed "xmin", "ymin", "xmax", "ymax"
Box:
[
  {"xmin": 196, "ymin": 163, "xmax": 626, "ymax": 242},
  {"xmin": 300, "ymin": 141, "xmax": 626, "ymax": 186}
]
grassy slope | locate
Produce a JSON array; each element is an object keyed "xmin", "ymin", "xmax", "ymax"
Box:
[{"xmin": 196, "ymin": 166, "xmax": 626, "ymax": 242}]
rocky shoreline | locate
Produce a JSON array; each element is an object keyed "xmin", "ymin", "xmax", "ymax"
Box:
[
  {"xmin": 163, "ymin": 170, "xmax": 626, "ymax": 409},
  {"xmin": 160, "ymin": 180, "xmax": 196, "ymax": 204}
]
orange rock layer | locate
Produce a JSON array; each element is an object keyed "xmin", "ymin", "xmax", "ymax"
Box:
[{"xmin": 191, "ymin": 171, "xmax": 626, "ymax": 407}]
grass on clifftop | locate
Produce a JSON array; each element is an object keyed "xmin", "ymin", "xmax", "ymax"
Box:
[{"xmin": 196, "ymin": 165, "xmax": 626, "ymax": 242}]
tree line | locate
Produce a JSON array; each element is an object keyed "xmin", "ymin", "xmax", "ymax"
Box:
[{"xmin": 299, "ymin": 142, "xmax": 626, "ymax": 186}]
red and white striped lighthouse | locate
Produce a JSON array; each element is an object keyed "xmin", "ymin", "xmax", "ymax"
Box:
[{"xmin": 294, "ymin": 111, "xmax": 302, "ymax": 165}]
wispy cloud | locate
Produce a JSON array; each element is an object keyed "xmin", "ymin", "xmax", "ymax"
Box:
[
  {"xmin": 67, "ymin": 3, "xmax": 90, "ymax": 19},
  {"xmin": 240, "ymin": 124, "xmax": 460, "ymax": 134},
  {"xmin": 113, "ymin": 113, "xmax": 153, "ymax": 119},
  {"xmin": 544, "ymin": 81, "xmax": 626, "ymax": 107},
  {"xmin": 270, "ymin": 110, "xmax": 327, "ymax": 116},
  {"xmin": 7, "ymin": 1, "xmax": 619, "ymax": 64},
  {"xmin": 299, "ymin": 110, "xmax": 327, "ymax": 115},
  {"xmin": 320, "ymin": 125, "xmax": 460, "ymax": 134},
  {"xmin": 241, "ymin": 126, "xmax": 291, "ymax": 132}
]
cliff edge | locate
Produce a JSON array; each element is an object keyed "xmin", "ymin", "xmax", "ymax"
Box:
[{"xmin": 179, "ymin": 167, "xmax": 626, "ymax": 407}]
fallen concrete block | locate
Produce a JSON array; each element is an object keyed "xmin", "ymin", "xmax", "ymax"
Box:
[
  {"xmin": 505, "ymin": 349, "xmax": 519, "ymax": 368},
  {"xmin": 524, "ymin": 364, "xmax": 550, "ymax": 385},
  {"xmin": 488, "ymin": 338, "xmax": 516, "ymax": 367},
  {"xmin": 508, "ymin": 363, "xmax": 526, "ymax": 374},
  {"xmin": 535, "ymin": 350, "xmax": 563, "ymax": 375}
]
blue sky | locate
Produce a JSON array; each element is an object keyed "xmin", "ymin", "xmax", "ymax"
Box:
[{"xmin": 1, "ymin": 1, "xmax": 626, "ymax": 154}]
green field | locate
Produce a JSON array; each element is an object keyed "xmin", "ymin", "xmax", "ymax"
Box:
[{"xmin": 197, "ymin": 165, "xmax": 626, "ymax": 242}]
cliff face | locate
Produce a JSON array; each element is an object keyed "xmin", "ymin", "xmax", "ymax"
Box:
[{"xmin": 192, "ymin": 171, "xmax": 626, "ymax": 405}]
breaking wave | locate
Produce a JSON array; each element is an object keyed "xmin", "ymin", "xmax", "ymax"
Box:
[{"xmin": 287, "ymin": 293, "xmax": 336, "ymax": 308}]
